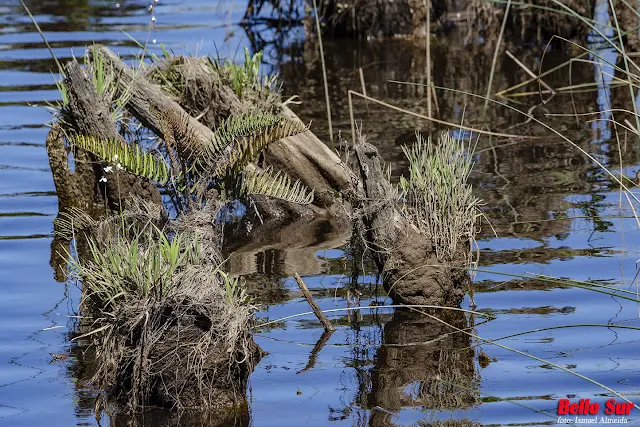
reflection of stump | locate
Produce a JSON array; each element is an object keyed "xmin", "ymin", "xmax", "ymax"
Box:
[
  {"xmin": 111, "ymin": 408, "xmax": 250, "ymax": 427},
  {"xmin": 46, "ymin": 123, "xmax": 99, "ymax": 282},
  {"xmin": 367, "ymin": 310, "xmax": 479, "ymax": 426},
  {"xmin": 299, "ymin": 0, "xmax": 447, "ymax": 38}
]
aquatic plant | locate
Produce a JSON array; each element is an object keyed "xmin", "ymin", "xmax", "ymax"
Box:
[
  {"xmin": 37, "ymin": 34, "xmax": 344, "ymax": 415},
  {"xmin": 69, "ymin": 134, "xmax": 170, "ymax": 185},
  {"xmin": 399, "ymin": 132, "xmax": 481, "ymax": 263}
]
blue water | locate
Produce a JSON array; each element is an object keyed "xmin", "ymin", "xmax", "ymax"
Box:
[{"xmin": 2, "ymin": 0, "xmax": 640, "ymax": 426}]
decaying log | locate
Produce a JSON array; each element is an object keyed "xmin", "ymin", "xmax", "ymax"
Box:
[
  {"xmin": 88, "ymin": 46, "xmax": 214, "ymax": 143},
  {"xmin": 86, "ymin": 47, "xmax": 333, "ymax": 226},
  {"xmin": 72, "ymin": 45, "xmax": 470, "ymax": 307},
  {"xmin": 64, "ymin": 60, "xmax": 161, "ymax": 209},
  {"xmin": 352, "ymin": 141, "xmax": 469, "ymax": 307},
  {"xmin": 89, "ymin": 45, "xmax": 354, "ymax": 210},
  {"xmin": 146, "ymin": 55, "xmax": 248, "ymax": 128}
]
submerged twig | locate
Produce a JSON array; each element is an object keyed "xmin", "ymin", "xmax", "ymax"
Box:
[{"xmin": 294, "ymin": 272, "xmax": 335, "ymax": 332}]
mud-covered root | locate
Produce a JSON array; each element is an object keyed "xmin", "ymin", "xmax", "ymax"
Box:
[{"xmin": 382, "ymin": 227, "xmax": 471, "ymax": 307}]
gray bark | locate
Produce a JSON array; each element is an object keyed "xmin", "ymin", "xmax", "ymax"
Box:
[{"xmin": 64, "ymin": 60, "xmax": 161, "ymax": 209}]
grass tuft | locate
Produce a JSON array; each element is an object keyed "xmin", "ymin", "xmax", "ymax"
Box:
[{"xmin": 399, "ymin": 132, "xmax": 481, "ymax": 262}]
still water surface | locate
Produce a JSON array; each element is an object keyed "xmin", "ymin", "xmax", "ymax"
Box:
[{"xmin": 2, "ymin": 0, "xmax": 640, "ymax": 426}]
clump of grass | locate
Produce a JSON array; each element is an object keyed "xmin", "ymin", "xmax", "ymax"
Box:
[
  {"xmin": 216, "ymin": 48, "xmax": 280, "ymax": 103},
  {"xmin": 73, "ymin": 225, "xmax": 202, "ymax": 307},
  {"xmin": 399, "ymin": 132, "xmax": 481, "ymax": 262},
  {"xmin": 69, "ymin": 207, "xmax": 258, "ymax": 411}
]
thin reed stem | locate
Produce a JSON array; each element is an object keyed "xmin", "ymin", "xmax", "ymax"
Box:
[
  {"xmin": 425, "ymin": 0, "xmax": 432, "ymax": 119},
  {"xmin": 483, "ymin": 0, "xmax": 512, "ymax": 121},
  {"xmin": 347, "ymin": 90, "xmax": 531, "ymax": 139},
  {"xmin": 18, "ymin": 0, "xmax": 64, "ymax": 76},
  {"xmin": 312, "ymin": 0, "xmax": 334, "ymax": 146},
  {"xmin": 410, "ymin": 306, "xmax": 639, "ymax": 410}
]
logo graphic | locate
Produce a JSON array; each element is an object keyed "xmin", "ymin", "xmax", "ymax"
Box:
[{"xmin": 556, "ymin": 399, "xmax": 634, "ymax": 424}]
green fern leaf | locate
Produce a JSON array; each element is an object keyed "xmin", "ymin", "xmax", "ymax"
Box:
[
  {"xmin": 69, "ymin": 134, "xmax": 170, "ymax": 185},
  {"xmin": 242, "ymin": 167, "xmax": 314, "ymax": 205},
  {"xmin": 199, "ymin": 113, "xmax": 308, "ymax": 177},
  {"xmin": 204, "ymin": 112, "xmax": 281, "ymax": 157}
]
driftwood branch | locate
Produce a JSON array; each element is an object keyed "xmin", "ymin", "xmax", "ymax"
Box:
[
  {"xmin": 265, "ymin": 106, "xmax": 354, "ymax": 207},
  {"xmin": 294, "ymin": 272, "xmax": 334, "ymax": 332},
  {"xmin": 90, "ymin": 45, "xmax": 349, "ymax": 217},
  {"xmin": 93, "ymin": 44, "xmax": 353, "ymax": 210}
]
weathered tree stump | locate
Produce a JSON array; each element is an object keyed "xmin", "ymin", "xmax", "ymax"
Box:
[{"xmin": 351, "ymin": 141, "xmax": 470, "ymax": 306}]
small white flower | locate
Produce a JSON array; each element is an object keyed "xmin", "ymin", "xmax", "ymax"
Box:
[
  {"xmin": 116, "ymin": 163, "xmax": 124, "ymax": 170},
  {"xmin": 151, "ymin": 16, "xmax": 156, "ymax": 22},
  {"xmin": 99, "ymin": 176, "xmax": 107, "ymax": 183},
  {"xmin": 148, "ymin": 4, "xmax": 153, "ymax": 11},
  {"xmin": 152, "ymin": 39, "xmax": 157, "ymax": 44},
  {"xmin": 103, "ymin": 166, "xmax": 113, "ymax": 173},
  {"xmin": 115, "ymin": 2, "xmax": 120, "ymax": 8},
  {"xmin": 112, "ymin": 154, "xmax": 119, "ymax": 161},
  {"xmin": 154, "ymin": 0, "xmax": 159, "ymax": 3}
]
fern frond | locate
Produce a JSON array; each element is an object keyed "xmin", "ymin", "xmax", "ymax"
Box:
[
  {"xmin": 54, "ymin": 207, "xmax": 99, "ymax": 239},
  {"xmin": 242, "ymin": 167, "xmax": 314, "ymax": 205},
  {"xmin": 156, "ymin": 108, "xmax": 202, "ymax": 154},
  {"xmin": 204, "ymin": 112, "xmax": 281, "ymax": 157},
  {"xmin": 69, "ymin": 134, "xmax": 170, "ymax": 185},
  {"xmin": 200, "ymin": 113, "xmax": 308, "ymax": 176}
]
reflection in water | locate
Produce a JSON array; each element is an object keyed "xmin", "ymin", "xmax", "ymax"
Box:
[
  {"xmin": 361, "ymin": 310, "xmax": 479, "ymax": 426},
  {"xmin": 587, "ymin": 0, "xmax": 617, "ymax": 147},
  {"xmin": 275, "ymin": 33, "xmax": 628, "ymax": 240},
  {"xmin": 20, "ymin": 0, "xmax": 148, "ymax": 30}
]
